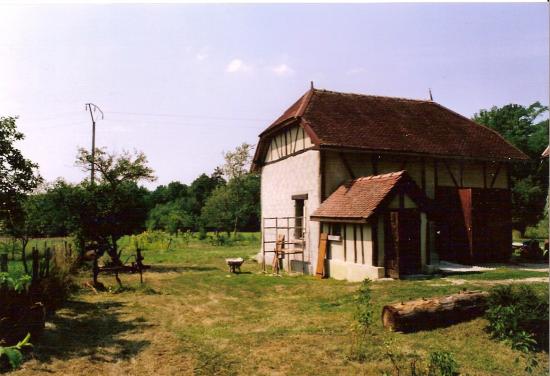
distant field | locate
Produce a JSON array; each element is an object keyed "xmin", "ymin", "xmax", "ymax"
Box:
[{"xmin": 9, "ymin": 231, "xmax": 548, "ymax": 376}]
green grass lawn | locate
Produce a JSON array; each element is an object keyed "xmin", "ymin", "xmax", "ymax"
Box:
[{"xmin": 8, "ymin": 233, "xmax": 549, "ymax": 376}]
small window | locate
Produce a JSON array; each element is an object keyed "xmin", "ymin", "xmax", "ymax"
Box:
[
  {"xmin": 294, "ymin": 199, "xmax": 305, "ymax": 239},
  {"xmin": 330, "ymin": 224, "xmax": 341, "ymax": 236}
]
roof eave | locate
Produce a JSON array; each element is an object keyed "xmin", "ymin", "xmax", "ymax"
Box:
[
  {"xmin": 310, "ymin": 216, "xmax": 368, "ymax": 224},
  {"xmin": 318, "ymin": 144, "xmax": 529, "ymax": 163}
]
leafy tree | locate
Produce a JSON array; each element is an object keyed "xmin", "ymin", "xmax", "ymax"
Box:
[
  {"xmin": 149, "ymin": 181, "xmax": 189, "ymax": 207},
  {"xmin": 76, "ymin": 147, "xmax": 155, "ymax": 187},
  {"xmin": 221, "ymin": 143, "xmax": 254, "ymax": 180},
  {"xmin": 0, "ymin": 116, "xmax": 41, "ymax": 259},
  {"xmin": 73, "ymin": 148, "xmax": 156, "ymax": 264},
  {"xmin": 201, "ymin": 158, "xmax": 260, "ymax": 235},
  {"xmin": 189, "ymin": 171, "xmax": 225, "ymax": 218},
  {"xmin": 473, "ymin": 103, "xmax": 549, "ymax": 234},
  {"xmin": 146, "ymin": 199, "xmax": 195, "ymax": 234}
]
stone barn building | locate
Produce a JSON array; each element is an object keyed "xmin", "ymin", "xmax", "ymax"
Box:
[{"xmin": 252, "ymin": 88, "xmax": 528, "ymax": 281}]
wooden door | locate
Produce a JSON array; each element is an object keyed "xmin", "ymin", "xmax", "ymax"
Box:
[
  {"xmin": 398, "ymin": 210, "xmax": 421, "ymax": 275},
  {"xmin": 384, "ymin": 212, "xmax": 400, "ymax": 278},
  {"xmin": 384, "ymin": 210, "xmax": 421, "ymax": 278}
]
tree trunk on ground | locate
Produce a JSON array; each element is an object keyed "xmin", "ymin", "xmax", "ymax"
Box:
[{"xmin": 382, "ymin": 291, "xmax": 489, "ymax": 333}]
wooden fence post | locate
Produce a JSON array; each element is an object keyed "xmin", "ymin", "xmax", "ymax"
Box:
[
  {"xmin": 44, "ymin": 247, "xmax": 51, "ymax": 278},
  {"xmin": 32, "ymin": 248, "xmax": 39, "ymax": 282},
  {"xmin": 0, "ymin": 253, "xmax": 8, "ymax": 272}
]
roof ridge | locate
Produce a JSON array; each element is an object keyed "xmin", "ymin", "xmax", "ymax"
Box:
[
  {"xmin": 353, "ymin": 170, "xmax": 406, "ymax": 182},
  {"xmin": 296, "ymin": 88, "xmax": 315, "ymax": 117},
  {"xmin": 312, "ymin": 88, "xmax": 432, "ymax": 104}
]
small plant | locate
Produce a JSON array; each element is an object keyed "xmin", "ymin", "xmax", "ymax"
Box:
[
  {"xmin": 427, "ymin": 351, "xmax": 459, "ymax": 376},
  {"xmin": 348, "ymin": 279, "xmax": 375, "ymax": 361},
  {"xmin": 0, "ymin": 333, "xmax": 32, "ymax": 371},
  {"xmin": 354, "ymin": 278, "xmax": 374, "ymax": 331},
  {"xmin": 0, "ymin": 272, "xmax": 32, "ymax": 293},
  {"xmin": 382, "ymin": 341, "xmax": 459, "ymax": 376}
]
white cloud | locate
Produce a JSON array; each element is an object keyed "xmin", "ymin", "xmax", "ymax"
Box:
[
  {"xmin": 271, "ymin": 63, "xmax": 294, "ymax": 76},
  {"xmin": 195, "ymin": 47, "xmax": 209, "ymax": 61},
  {"xmin": 225, "ymin": 59, "xmax": 251, "ymax": 73},
  {"xmin": 346, "ymin": 67, "xmax": 367, "ymax": 75}
]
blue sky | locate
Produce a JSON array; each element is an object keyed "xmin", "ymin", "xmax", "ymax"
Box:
[{"xmin": 0, "ymin": 3, "xmax": 548, "ymax": 187}]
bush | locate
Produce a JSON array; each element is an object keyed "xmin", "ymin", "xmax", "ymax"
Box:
[
  {"xmin": 348, "ymin": 279, "xmax": 375, "ymax": 361},
  {"xmin": 486, "ymin": 284, "xmax": 549, "ymax": 352},
  {"xmin": 427, "ymin": 351, "xmax": 459, "ymax": 376},
  {"xmin": 354, "ymin": 278, "xmax": 374, "ymax": 331}
]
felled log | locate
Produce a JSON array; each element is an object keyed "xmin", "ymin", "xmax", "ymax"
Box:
[{"xmin": 382, "ymin": 291, "xmax": 489, "ymax": 332}]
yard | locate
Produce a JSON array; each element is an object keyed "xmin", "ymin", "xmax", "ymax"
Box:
[{"xmin": 10, "ymin": 234, "xmax": 549, "ymax": 376}]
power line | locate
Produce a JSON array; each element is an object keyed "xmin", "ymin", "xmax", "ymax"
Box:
[{"xmin": 105, "ymin": 111, "xmax": 270, "ymax": 122}]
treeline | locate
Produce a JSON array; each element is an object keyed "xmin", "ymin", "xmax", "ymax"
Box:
[{"xmin": 13, "ymin": 146, "xmax": 260, "ymax": 241}]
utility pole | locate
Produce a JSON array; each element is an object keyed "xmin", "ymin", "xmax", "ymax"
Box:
[{"xmin": 85, "ymin": 103, "xmax": 104, "ymax": 185}]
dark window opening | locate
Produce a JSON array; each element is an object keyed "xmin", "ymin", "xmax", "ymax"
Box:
[
  {"xmin": 329, "ymin": 223, "xmax": 341, "ymax": 236},
  {"xmin": 294, "ymin": 199, "xmax": 305, "ymax": 239}
]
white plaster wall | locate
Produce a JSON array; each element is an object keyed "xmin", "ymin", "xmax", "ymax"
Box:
[
  {"xmin": 260, "ymin": 150, "xmax": 321, "ymax": 274},
  {"xmin": 328, "ymin": 260, "xmax": 385, "ymax": 281}
]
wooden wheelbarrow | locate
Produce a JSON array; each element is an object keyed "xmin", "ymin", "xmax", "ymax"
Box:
[{"xmin": 225, "ymin": 258, "xmax": 244, "ymax": 273}]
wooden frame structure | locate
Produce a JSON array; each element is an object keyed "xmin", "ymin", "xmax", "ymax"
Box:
[{"xmin": 262, "ymin": 216, "xmax": 306, "ymax": 274}]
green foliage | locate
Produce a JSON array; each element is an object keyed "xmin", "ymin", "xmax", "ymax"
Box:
[
  {"xmin": 382, "ymin": 339, "xmax": 459, "ymax": 376},
  {"xmin": 0, "ymin": 117, "xmax": 41, "ymax": 197},
  {"xmin": 473, "ymin": 102, "xmax": 548, "ymax": 234},
  {"xmin": 146, "ymin": 200, "xmax": 195, "ymax": 234},
  {"xmin": 0, "ymin": 272, "xmax": 31, "ymax": 292},
  {"xmin": 486, "ymin": 285, "xmax": 549, "ymax": 354},
  {"xmin": 0, "ymin": 333, "xmax": 32, "ymax": 371},
  {"xmin": 354, "ymin": 278, "xmax": 374, "ymax": 330},
  {"xmin": 348, "ymin": 279, "xmax": 375, "ymax": 361},
  {"xmin": 427, "ymin": 351, "xmax": 459, "ymax": 376},
  {"xmin": 201, "ymin": 174, "xmax": 260, "ymax": 234}
]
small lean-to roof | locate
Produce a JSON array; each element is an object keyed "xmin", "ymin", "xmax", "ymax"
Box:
[
  {"xmin": 311, "ymin": 171, "xmax": 429, "ymax": 223},
  {"xmin": 252, "ymin": 88, "xmax": 529, "ymax": 170}
]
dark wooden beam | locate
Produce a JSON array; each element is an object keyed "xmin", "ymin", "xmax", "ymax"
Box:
[
  {"xmin": 320, "ymin": 150, "xmax": 326, "ymax": 201},
  {"xmin": 273, "ymin": 136, "xmax": 281, "ymax": 160},
  {"xmin": 339, "ymin": 153, "xmax": 356, "ymax": 180},
  {"xmin": 434, "ymin": 160, "xmax": 439, "ymax": 189},
  {"xmin": 360, "ymin": 225, "xmax": 365, "ymax": 264},
  {"xmin": 372, "ymin": 154, "xmax": 379, "ymax": 175},
  {"xmin": 353, "ymin": 224, "xmax": 358, "ymax": 263},
  {"xmin": 372, "ymin": 220, "xmax": 378, "ymax": 267},
  {"xmin": 293, "ymin": 125, "xmax": 300, "ymax": 153},
  {"xmin": 421, "ymin": 158, "xmax": 426, "ymax": 192},
  {"xmin": 443, "ymin": 160, "xmax": 459, "ymax": 188},
  {"xmin": 490, "ymin": 162, "xmax": 502, "ymax": 188},
  {"xmin": 482, "ymin": 162, "xmax": 487, "ymax": 189},
  {"xmin": 343, "ymin": 224, "xmax": 347, "ymax": 261},
  {"xmin": 459, "ymin": 161, "xmax": 464, "ymax": 187}
]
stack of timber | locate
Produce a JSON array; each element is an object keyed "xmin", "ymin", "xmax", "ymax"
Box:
[{"xmin": 382, "ymin": 290, "xmax": 489, "ymax": 332}]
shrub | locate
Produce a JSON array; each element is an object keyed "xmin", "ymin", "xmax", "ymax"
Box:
[
  {"xmin": 427, "ymin": 351, "xmax": 459, "ymax": 376},
  {"xmin": 486, "ymin": 284, "xmax": 549, "ymax": 352},
  {"xmin": 348, "ymin": 279, "xmax": 375, "ymax": 361},
  {"xmin": 354, "ymin": 278, "xmax": 374, "ymax": 331}
]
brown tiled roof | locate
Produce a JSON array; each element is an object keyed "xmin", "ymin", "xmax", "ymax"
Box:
[
  {"xmin": 253, "ymin": 88, "xmax": 528, "ymax": 168},
  {"xmin": 311, "ymin": 171, "xmax": 429, "ymax": 222}
]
